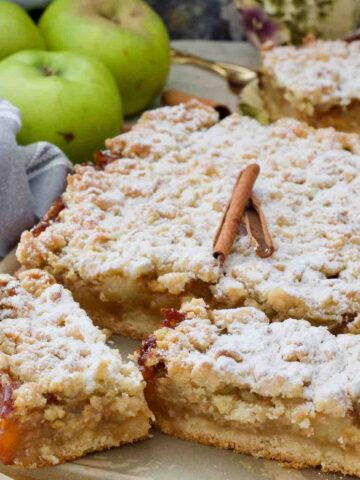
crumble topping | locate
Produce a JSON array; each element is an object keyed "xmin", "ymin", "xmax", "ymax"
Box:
[
  {"xmin": 107, "ymin": 100, "xmax": 219, "ymax": 159},
  {"xmin": 0, "ymin": 270, "xmax": 146, "ymax": 412},
  {"xmin": 261, "ymin": 38, "xmax": 360, "ymax": 114},
  {"xmin": 144, "ymin": 299, "xmax": 360, "ymax": 418},
  {"xmin": 16, "ymin": 101, "xmax": 360, "ymax": 326}
]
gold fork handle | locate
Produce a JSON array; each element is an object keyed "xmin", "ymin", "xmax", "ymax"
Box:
[{"xmin": 170, "ymin": 48, "xmax": 228, "ymax": 79}]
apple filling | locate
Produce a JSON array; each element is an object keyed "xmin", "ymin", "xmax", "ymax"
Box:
[
  {"xmin": 1, "ymin": 410, "xmax": 149, "ymax": 469},
  {"xmin": 0, "ymin": 378, "xmax": 21, "ymax": 465},
  {"xmin": 148, "ymin": 396, "xmax": 360, "ymax": 477},
  {"xmin": 62, "ymin": 272, "xmax": 356, "ymax": 339},
  {"xmin": 260, "ymin": 74, "xmax": 360, "ymax": 135},
  {"xmin": 0, "ymin": 419, "xmax": 21, "ymax": 465},
  {"xmin": 0, "ymin": 385, "xmax": 149, "ymax": 468},
  {"xmin": 145, "ymin": 376, "xmax": 360, "ymax": 452},
  {"xmin": 59, "ymin": 275, "xmax": 213, "ymax": 340}
]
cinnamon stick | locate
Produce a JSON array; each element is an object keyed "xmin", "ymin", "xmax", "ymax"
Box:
[
  {"xmin": 161, "ymin": 89, "xmax": 231, "ymax": 119},
  {"xmin": 244, "ymin": 194, "xmax": 274, "ymax": 258},
  {"xmin": 213, "ymin": 163, "xmax": 260, "ymax": 263},
  {"xmin": 345, "ymin": 30, "xmax": 360, "ymax": 42},
  {"xmin": 31, "ymin": 197, "xmax": 65, "ymax": 237},
  {"xmin": 93, "ymin": 149, "xmax": 119, "ymax": 168}
]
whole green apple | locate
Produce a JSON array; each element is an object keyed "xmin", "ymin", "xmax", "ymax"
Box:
[
  {"xmin": 0, "ymin": 1, "xmax": 45, "ymax": 60},
  {"xmin": 39, "ymin": 0, "xmax": 170, "ymax": 116},
  {"xmin": 0, "ymin": 50, "xmax": 122, "ymax": 163}
]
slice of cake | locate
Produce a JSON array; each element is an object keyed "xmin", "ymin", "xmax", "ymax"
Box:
[
  {"xmin": 16, "ymin": 101, "xmax": 360, "ymax": 338},
  {"xmin": 138, "ymin": 299, "xmax": 360, "ymax": 478},
  {"xmin": 0, "ymin": 270, "xmax": 151, "ymax": 468},
  {"xmin": 260, "ymin": 37, "xmax": 360, "ymax": 134}
]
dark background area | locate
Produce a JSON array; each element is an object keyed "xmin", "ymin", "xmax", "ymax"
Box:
[
  {"xmin": 147, "ymin": 0, "xmax": 235, "ymax": 39},
  {"xmin": 29, "ymin": 0, "xmax": 243, "ymax": 40}
]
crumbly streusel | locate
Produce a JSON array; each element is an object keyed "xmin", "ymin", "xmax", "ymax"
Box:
[
  {"xmin": 0, "ymin": 270, "xmax": 145, "ymax": 406},
  {"xmin": 261, "ymin": 38, "xmax": 360, "ymax": 115},
  {"xmin": 144, "ymin": 298, "xmax": 360, "ymax": 416},
  {"xmin": 17, "ymin": 101, "xmax": 360, "ymax": 329},
  {"xmin": 0, "ymin": 270, "xmax": 151, "ymax": 467}
]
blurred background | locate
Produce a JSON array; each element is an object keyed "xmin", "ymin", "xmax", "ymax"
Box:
[{"xmin": 18, "ymin": 0, "xmax": 360, "ymax": 46}]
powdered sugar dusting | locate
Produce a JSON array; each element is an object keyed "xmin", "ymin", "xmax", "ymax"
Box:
[
  {"xmin": 16, "ymin": 102, "xmax": 360, "ymax": 328},
  {"xmin": 151, "ymin": 299, "xmax": 360, "ymax": 416},
  {"xmin": 0, "ymin": 270, "xmax": 146, "ymax": 410},
  {"xmin": 262, "ymin": 38, "xmax": 360, "ymax": 113}
]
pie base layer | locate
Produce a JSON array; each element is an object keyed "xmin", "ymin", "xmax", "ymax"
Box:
[
  {"xmin": 153, "ymin": 411, "xmax": 360, "ymax": 478},
  {"xmin": 9, "ymin": 414, "xmax": 149, "ymax": 469}
]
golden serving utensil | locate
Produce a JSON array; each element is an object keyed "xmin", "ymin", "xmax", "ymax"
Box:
[{"xmin": 170, "ymin": 47, "xmax": 258, "ymax": 94}]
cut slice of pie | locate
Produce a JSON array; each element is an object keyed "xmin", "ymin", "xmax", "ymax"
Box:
[
  {"xmin": 260, "ymin": 37, "xmax": 360, "ymax": 134},
  {"xmin": 138, "ymin": 299, "xmax": 360, "ymax": 478},
  {"xmin": 16, "ymin": 101, "xmax": 360, "ymax": 338},
  {"xmin": 0, "ymin": 269, "xmax": 151, "ymax": 468}
]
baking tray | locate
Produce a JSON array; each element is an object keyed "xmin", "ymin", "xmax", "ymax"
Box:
[{"xmin": 0, "ymin": 41, "xmax": 354, "ymax": 480}]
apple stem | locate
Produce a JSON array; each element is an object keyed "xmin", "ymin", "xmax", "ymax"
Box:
[{"xmin": 41, "ymin": 66, "xmax": 56, "ymax": 77}]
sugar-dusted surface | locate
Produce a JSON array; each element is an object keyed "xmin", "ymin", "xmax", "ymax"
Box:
[
  {"xmin": 261, "ymin": 38, "xmax": 360, "ymax": 114},
  {"xmin": 0, "ymin": 269, "xmax": 147, "ymax": 414},
  {"xmin": 145, "ymin": 299, "xmax": 360, "ymax": 417},
  {"xmin": 17, "ymin": 101, "xmax": 360, "ymax": 327},
  {"xmin": 3, "ymin": 40, "xmax": 350, "ymax": 480}
]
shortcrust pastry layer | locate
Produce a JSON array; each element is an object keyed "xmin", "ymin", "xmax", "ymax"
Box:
[
  {"xmin": 138, "ymin": 299, "xmax": 360, "ymax": 478},
  {"xmin": 260, "ymin": 38, "xmax": 360, "ymax": 134},
  {"xmin": 153, "ymin": 413, "xmax": 360, "ymax": 478},
  {"xmin": 0, "ymin": 270, "xmax": 151, "ymax": 468},
  {"xmin": 16, "ymin": 101, "xmax": 360, "ymax": 337}
]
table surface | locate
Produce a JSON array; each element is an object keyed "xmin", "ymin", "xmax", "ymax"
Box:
[{"xmin": 0, "ymin": 41, "xmax": 348, "ymax": 480}]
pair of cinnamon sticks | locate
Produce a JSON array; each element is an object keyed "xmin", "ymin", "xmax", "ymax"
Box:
[
  {"xmin": 162, "ymin": 91, "xmax": 273, "ymax": 263},
  {"xmin": 120, "ymin": 91, "xmax": 271, "ymax": 262},
  {"xmin": 213, "ymin": 164, "xmax": 274, "ymax": 264},
  {"xmin": 161, "ymin": 92, "xmax": 271, "ymax": 262}
]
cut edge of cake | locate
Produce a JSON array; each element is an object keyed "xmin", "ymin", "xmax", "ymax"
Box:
[
  {"xmin": 137, "ymin": 298, "xmax": 360, "ymax": 478},
  {"xmin": 0, "ymin": 269, "xmax": 152, "ymax": 468}
]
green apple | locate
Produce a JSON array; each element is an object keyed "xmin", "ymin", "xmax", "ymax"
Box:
[
  {"xmin": 0, "ymin": 1, "xmax": 45, "ymax": 60},
  {"xmin": 39, "ymin": 0, "xmax": 170, "ymax": 116},
  {"xmin": 0, "ymin": 50, "xmax": 122, "ymax": 163}
]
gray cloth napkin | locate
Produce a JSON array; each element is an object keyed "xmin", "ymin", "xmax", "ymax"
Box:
[{"xmin": 0, "ymin": 100, "xmax": 72, "ymax": 257}]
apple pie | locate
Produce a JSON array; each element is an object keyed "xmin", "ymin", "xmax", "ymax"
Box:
[
  {"xmin": 138, "ymin": 299, "xmax": 360, "ymax": 478},
  {"xmin": 0, "ymin": 269, "xmax": 151, "ymax": 468},
  {"xmin": 260, "ymin": 37, "xmax": 360, "ymax": 134},
  {"xmin": 16, "ymin": 101, "xmax": 360, "ymax": 338}
]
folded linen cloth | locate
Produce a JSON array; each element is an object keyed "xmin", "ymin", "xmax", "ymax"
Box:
[{"xmin": 0, "ymin": 100, "xmax": 72, "ymax": 257}]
